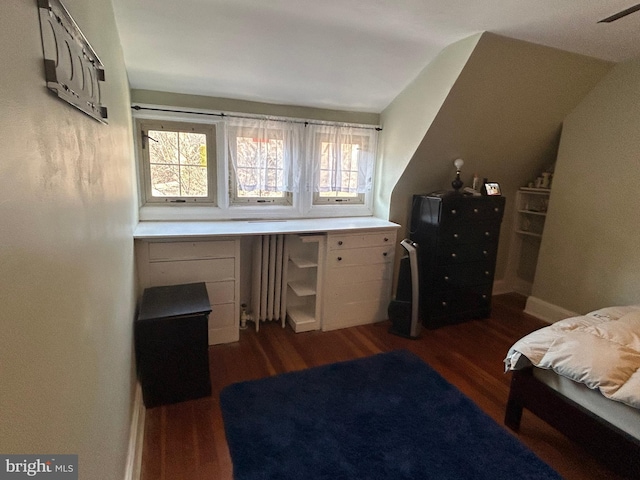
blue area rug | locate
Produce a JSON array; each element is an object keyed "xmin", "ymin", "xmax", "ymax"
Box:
[{"xmin": 220, "ymin": 350, "xmax": 561, "ymax": 480}]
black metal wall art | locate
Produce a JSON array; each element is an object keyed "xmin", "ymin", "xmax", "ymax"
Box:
[{"xmin": 37, "ymin": 0, "xmax": 108, "ymax": 123}]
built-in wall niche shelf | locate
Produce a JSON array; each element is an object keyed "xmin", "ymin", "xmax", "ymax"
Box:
[
  {"xmin": 514, "ymin": 188, "xmax": 550, "ymax": 238},
  {"xmin": 284, "ymin": 234, "xmax": 325, "ymax": 333},
  {"xmin": 506, "ymin": 187, "xmax": 552, "ymax": 295}
]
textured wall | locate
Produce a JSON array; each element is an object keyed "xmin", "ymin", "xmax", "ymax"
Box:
[
  {"xmin": 0, "ymin": 1, "xmax": 138, "ymax": 479},
  {"xmin": 531, "ymin": 58, "xmax": 640, "ymax": 313}
]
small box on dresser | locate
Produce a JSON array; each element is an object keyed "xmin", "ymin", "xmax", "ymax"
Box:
[{"xmin": 410, "ymin": 192, "xmax": 505, "ymax": 328}]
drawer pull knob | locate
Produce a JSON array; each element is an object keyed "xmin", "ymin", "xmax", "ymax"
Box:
[
  {"xmin": 338, "ymin": 241, "xmax": 343, "ymax": 246},
  {"xmin": 384, "ymin": 237, "xmax": 389, "ymax": 242},
  {"xmin": 483, "ymin": 250, "xmax": 488, "ymax": 256},
  {"xmin": 485, "ymin": 271, "xmax": 490, "ymax": 276},
  {"xmin": 383, "ymin": 252, "xmax": 388, "ymax": 257},
  {"xmin": 485, "ymin": 231, "xmax": 490, "ymax": 237},
  {"xmin": 444, "ymin": 276, "xmax": 449, "ymax": 281},
  {"xmin": 494, "ymin": 207, "xmax": 499, "ymax": 212},
  {"xmin": 473, "ymin": 208, "xmax": 479, "ymax": 213},
  {"xmin": 442, "ymin": 301, "xmax": 448, "ymax": 307},
  {"xmin": 337, "ymin": 256, "xmax": 342, "ymax": 261},
  {"xmin": 451, "ymin": 253, "xmax": 457, "ymax": 258},
  {"xmin": 453, "ymin": 233, "xmax": 459, "ymax": 239},
  {"xmin": 451, "ymin": 209, "xmax": 457, "ymax": 215},
  {"xmin": 482, "ymin": 294, "xmax": 488, "ymax": 299}
]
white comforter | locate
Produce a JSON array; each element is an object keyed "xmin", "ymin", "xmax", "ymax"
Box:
[{"xmin": 504, "ymin": 304, "xmax": 640, "ymax": 410}]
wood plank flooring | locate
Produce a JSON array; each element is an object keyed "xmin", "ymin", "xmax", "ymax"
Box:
[{"xmin": 140, "ymin": 294, "xmax": 627, "ymax": 480}]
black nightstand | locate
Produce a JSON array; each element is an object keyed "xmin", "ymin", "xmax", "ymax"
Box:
[{"xmin": 135, "ymin": 282, "xmax": 212, "ymax": 408}]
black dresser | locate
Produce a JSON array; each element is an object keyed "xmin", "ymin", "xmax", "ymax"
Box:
[
  {"xmin": 135, "ymin": 282, "xmax": 212, "ymax": 408},
  {"xmin": 410, "ymin": 192, "xmax": 505, "ymax": 329}
]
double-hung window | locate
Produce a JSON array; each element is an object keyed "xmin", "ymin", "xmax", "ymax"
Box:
[
  {"xmin": 227, "ymin": 119, "xmax": 301, "ymax": 205},
  {"xmin": 138, "ymin": 120, "xmax": 216, "ymax": 204}
]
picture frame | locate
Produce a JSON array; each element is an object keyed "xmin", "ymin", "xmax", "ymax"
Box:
[{"xmin": 482, "ymin": 182, "xmax": 501, "ymax": 196}]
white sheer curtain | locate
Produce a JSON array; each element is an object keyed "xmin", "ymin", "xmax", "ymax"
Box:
[
  {"xmin": 227, "ymin": 118, "xmax": 303, "ymax": 193},
  {"xmin": 307, "ymin": 124, "xmax": 376, "ymax": 193}
]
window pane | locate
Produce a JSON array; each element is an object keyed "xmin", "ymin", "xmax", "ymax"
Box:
[
  {"xmin": 148, "ymin": 129, "xmax": 209, "ymax": 198},
  {"xmin": 149, "ymin": 131, "xmax": 178, "ymax": 165},
  {"xmin": 234, "ymin": 135, "xmax": 285, "ymax": 198},
  {"xmin": 179, "ymin": 132, "xmax": 207, "ymax": 166},
  {"xmin": 150, "ymin": 164, "xmax": 180, "ymax": 196},
  {"xmin": 180, "ymin": 166, "xmax": 208, "ymax": 197}
]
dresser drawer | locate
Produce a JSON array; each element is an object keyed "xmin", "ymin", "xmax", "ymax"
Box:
[
  {"xmin": 440, "ymin": 197, "xmax": 504, "ymax": 225},
  {"xmin": 426, "ymin": 285, "xmax": 492, "ymax": 317},
  {"xmin": 438, "ymin": 223, "xmax": 502, "ymax": 245},
  {"xmin": 432, "ymin": 263, "xmax": 495, "ymax": 289},
  {"xmin": 328, "ymin": 231, "xmax": 395, "ymax": 250},
  {"xmin": 327, "ymin": 245, "xmax": 394, "ymax": 268},
  {"xmin": 436, "ymin": 242, "xmax": 498, "ymax": 265}
]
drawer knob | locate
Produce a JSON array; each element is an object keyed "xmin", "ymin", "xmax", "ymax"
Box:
[
  {"xmin": 485, "ymin": 271, "xmax": 490, "ymax": 276},
  {"xmin": 483, "ymin": 250, "xmax": 488, "ymax": 256},
  {"xmin": 482, "ymin": 294, "xmax": 488, "ymax": 299},
  {"xmin": 338, "ymin": 241, "xmax": 343, "ymax": 246},
  {"xmin": 494, "ymin": 207, "xmax": 499, "ymax": 212},
  {"xmin": 442, "ymin": 301, "xmax": 448, "ymax": 307},
  {"xmin": 383, "ymin": 252, "xmax": 388, "ymax": 257},
  {"xmin": 485, "ymin": 231, "xmax": 490, "ymax": 237},
  {"xmin": 337, "ymin": 256, "xmax": 342, "ymax": 261},
  {"xmin": 473, "ymin": 208, "xmax": 479, "ymax": 213},
  {"xmin": 451, "ymin": 253, "xmax": 457, "ymax": 258},
  {"xmin": 384, "ymin": 237, "xmax": 389, "ymax": 242},
  {"xmin": 453, "ymin": 233, "xmax": 459, "ymax": 239},
  {"xmin": 451, "ymin": 209, "xmax": 457, "ymax": 215},
  {"xmin": 444, "ymin": 276, "xmax": 449, "ymax": 281}
]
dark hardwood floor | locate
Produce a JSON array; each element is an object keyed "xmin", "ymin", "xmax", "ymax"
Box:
[{"xmin": 140, "ymin": 294, "xmax": 626, "ymax": 479}]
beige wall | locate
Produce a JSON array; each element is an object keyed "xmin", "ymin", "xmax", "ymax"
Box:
[
  {"xmin": 0, "ymin": 2, "xmax": 138, "ymax": 479},
  {"xmin": 531, "ymin": 57, "xmax": 640, "ymax": 313},
  {"xmin": 375, "ymin": 33, "xmax": 481, "ymax": 220},
  {"xmin": 131, "ymin": 89, "xmax": 380, "ymax": 125},
  {"xmin": 383, "ymin": 32, "xmax": 611, "ymax": 283}
]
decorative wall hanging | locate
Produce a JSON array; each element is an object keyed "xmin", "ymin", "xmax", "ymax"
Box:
[{"xmin": 37, "ymin": 0, "xmax": 108, "ymax": 123}]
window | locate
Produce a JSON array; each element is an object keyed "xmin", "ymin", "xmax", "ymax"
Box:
[
  {"xmin": 309, "ymin": 126, "xmax": 376, "ymax": 205},
  {"xmin": 138, "ymin": 120, "xmax": 216, "ymax": 204},
  {"xmin": 227, "ymin": 119, "xmax": 300, "ymax": 205},
  {"xmin": 134, "ymin": 110, "xmax": 379, "ymax": 218}
]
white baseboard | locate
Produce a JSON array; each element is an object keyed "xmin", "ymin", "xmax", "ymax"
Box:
[
  {"xmin": 524, "ymin": 296, "xmax": 579, "ymax": 324},
  {"xmin": 124, "ymin": 382, "xmax": 145, "ymax": 480},
  {"xmin": 492, "ymin": 279, "xmax": 512, "ymax": 295}
]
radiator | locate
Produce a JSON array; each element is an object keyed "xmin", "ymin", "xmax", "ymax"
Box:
[{"xmin": 251, "ymin": 234, "xmax": 287, "ymax": 331}]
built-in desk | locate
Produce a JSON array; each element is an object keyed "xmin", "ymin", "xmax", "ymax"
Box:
[{"xmin": 134, "ymin": 217, "xmax": 400, "ymax": 344}]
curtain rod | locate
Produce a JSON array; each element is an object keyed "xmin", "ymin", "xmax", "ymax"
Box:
[{"xmin": 131, "ymin": 105, "xmax": 382, "ymax": 131}]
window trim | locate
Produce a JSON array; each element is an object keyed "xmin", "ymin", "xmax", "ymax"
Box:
[{"xmin": 137, "ymin": 119, "xmax": 217, "ymax": 205}]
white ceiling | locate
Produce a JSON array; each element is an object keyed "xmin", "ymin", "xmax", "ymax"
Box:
[{"xmin": 111, "ymin": 0, "xmax": 640, "ymax": 113}]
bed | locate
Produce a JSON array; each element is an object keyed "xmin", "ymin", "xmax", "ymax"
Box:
[{"xmin": 503, "ymin": 304, "xmax": 640, "ymax": 478}]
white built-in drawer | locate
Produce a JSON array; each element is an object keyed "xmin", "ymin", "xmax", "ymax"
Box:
[
  {"xmin": 326, "ymin": 263, "xmax": 392, "ymax": 285},
  {"xmin": 328, "ymin": 231, "xmax": 395, "ymax": 250},
  {"xmin": 209, "ymin": 302, "xmax": 235, "ymax": 329},
  {"xmin": 148, "ymin": 258, "xmax": 235, "ymax": 286},
  {"xmin": 323, "ymin": 297, "xmax": 388, "ymax": 331},
  {"xmin": 148, "ymin": 240, "xmax": 236, "ymax": 261},
  {"xmin": 206, "ymin": 281, "xmax": 235, "ymax": 304},
  {"xmin": 327, "ymin": 245, "xmax": 394, "ymax": 268}
]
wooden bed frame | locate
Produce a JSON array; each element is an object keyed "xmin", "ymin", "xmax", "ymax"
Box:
[{"xmin": 505, "ymin": 367, "xmax": 640, "ymax": 478}]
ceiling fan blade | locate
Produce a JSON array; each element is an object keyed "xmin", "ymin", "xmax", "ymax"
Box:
[{"xmin": 598, "ymin": 3, "xmax": 640, "ymax": 23}]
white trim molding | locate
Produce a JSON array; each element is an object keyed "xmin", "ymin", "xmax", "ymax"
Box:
[
  {"xmin": 524, "ymin": 296, "xmax": 579, "ymax": 324},
  {"xmin": 124, "ymin": 383, "xmax": 145, "ymax": 480}
]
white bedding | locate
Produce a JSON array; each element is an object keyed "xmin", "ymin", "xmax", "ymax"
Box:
[{"xmin": 504, "ymin": 304, "xmax": 640, "ymax": 410}]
